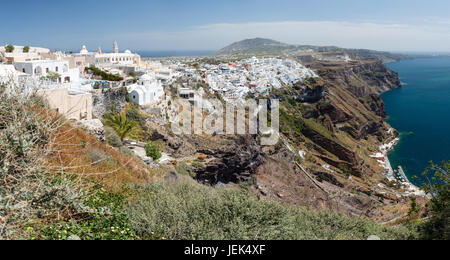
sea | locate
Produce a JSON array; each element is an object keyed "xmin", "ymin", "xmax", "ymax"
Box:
[
  {"xmin": 136, "ymin": 50, "xmax": 215, "ymax": 58},
  {"xmin": 383, "ymin": 58, "xmax": 450, "ymax": 186}
]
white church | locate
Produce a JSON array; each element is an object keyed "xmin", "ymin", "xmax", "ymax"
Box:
[{"xmin": 127, "ymin": 73, "xmax": 165, "ymax": 106}]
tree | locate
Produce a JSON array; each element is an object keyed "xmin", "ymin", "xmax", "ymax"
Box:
[
  {"xmin": 23, "ymin": 46, "xmax": 30, "ymax": 53},
  {"xmin": 5, "ymin": 44, "xmax": 14, "ymax": 53},
  {"xmin": 103, "ymin": 112, "xmax": 137, "ymax": 141},
  {"xmin": 145, "ymin": 141, "xmax": 162, "ymax": 161},
  {"xmin": 420, "ymin": 161, "xmax": 449, "ymax": 240},
  {"xmin": 43, "ymin": 72, "xmax": 61, "ymax": 82}
]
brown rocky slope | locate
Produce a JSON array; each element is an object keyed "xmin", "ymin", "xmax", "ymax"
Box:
[{"xmin": 149, "ymin": 58, "xmax": 418, "ymax": 222}]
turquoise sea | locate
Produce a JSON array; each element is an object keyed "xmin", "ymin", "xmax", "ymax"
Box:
[{"xmin": 383, "ymin": 58, "xmax": 450, "ymax": 186}]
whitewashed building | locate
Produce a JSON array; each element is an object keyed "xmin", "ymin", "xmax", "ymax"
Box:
[
  {"xmin": 127, "ymin": 74, "xmax": 164, "ymax": 106},
  {"xmin": 13, "ymin": 60, "xmax": 79, "ymax": 83}
]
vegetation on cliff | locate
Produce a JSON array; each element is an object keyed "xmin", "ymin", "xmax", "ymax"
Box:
[
  {"xmin": 0, "ymin": 84, "xmax": 156, "ymax": 239},
  {"xmin": 128, "ymin": 176, "xmax": 418, "ymax": 240},
  {"xmin": 419, "ymin": 161, "xmax": 449, "ymax": 240},
  {"xmin": 85, "ymin": 67, "xmax": 124, "ymax": 82}
]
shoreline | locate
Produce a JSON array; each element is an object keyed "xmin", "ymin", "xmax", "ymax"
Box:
[{"xmin": 372, "ymin": 131, "xmax": 425, "ymax": 197}]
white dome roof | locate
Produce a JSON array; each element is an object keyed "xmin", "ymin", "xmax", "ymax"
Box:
[
  {"xmin": 124, "ymin": 50, "xmax": 132, "ymax": 54},
  {"xmin": 80, "ymin": 45, "xmax": 89, "ymax": 54}
]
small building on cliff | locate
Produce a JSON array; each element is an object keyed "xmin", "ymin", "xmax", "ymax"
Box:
[
  {"xmin": 37, "ymin": 88, "xmax": 93, "ymax": 121},
  {"xmin": 127, "ymin": 73, "xmax": 164, "ymax": 106}
]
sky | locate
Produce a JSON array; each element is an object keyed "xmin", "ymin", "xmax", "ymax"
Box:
[{"xmin": 2, "ymin": 0, "xmax": 450, "ymax": 52}]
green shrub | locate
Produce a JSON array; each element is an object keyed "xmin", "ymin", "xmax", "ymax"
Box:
[
  {"xmin": 419, "ymin": 161, "xmax": 449, "ymax": 240},
  {"xmin": 36, "ymin": 184, "xmax": 137, "ymax": 240},
  {"xmin": 126, "ymin": 108, "xmax": 144, "ymax": 125},
  {"xmin": 176, "ymin": 161, "xmax": 195, "ymax": 177},
  {"xmin": 145, "ymin": 141, "xmax": 162, "ymax": 161},
  {"xmin": 87, "ymin": 147, "xmax": 112, "ymax": 165},
  {"xmin": 104, "ymin": 126, "xmax": 123, "ymax": 147},
  {"xmin": 119, "ymin": 146, "xmax": 135, "ymax": 157},
  {"xmin": 191, "ymin": 160, "xmax": 204, "ymax": 169},
  {"xmin": 5, "ymin": 44, "xmax": 14, "ymax": 53},
  {"xmin": 128, "ymin": 177, "xmax": 418, "ymax": 240},
  {"xmin": 0, "ymin": 86, "xmax": 82, "ymax": 239},
  {"xmin": 85, "ymin": 67, "xmax": 123, "ymax": 82}
]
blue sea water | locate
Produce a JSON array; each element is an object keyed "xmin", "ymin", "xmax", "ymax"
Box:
[
  {"xmin": 383, "ymin": 58, "xmax": 450, "ymax": 186},
  {"xmin": 136, "ymin": 50, "xmax": 215, "ymax": 58}
]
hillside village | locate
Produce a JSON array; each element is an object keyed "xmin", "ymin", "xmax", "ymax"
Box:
[
  {"xmin": 0, "ymin": 42, "xmax": 320, "ymax": 114},
  {"xmin": 0, "ymin": 42, "xmax": 427, "ymax": 194},
  {"xmin": 0, "ymin": 40, "xmax": 441, "ymax": 241},
  {"xmin": 0, "ymin": 42, "xmax": 322, "ymax": 165}
]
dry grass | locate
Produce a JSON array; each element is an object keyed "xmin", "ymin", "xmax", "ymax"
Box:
[{"xmin": 44, "ymin": 120, "xmax": 163, "ymax": 192}]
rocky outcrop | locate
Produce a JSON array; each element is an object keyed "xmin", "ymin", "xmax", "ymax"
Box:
[
  {"xmin": 308, "ymin": 60, "xmax": 401, "ymax": 97},
  {"xmin": 317, "ymin": 103, "xmax": 352, "ymax": 124},
  {"xmin": 360, "ymin": 94, "xmax": 387, "ymax": 118},
  {"xmin": 298, "ymin": 85, "xmax": 326, "ymax": 103},
  {"xmin": 276, "ymin": 59, "xmax": 402, "ymax": 180},
  {"xmin": 313, "ymin": 171, "xmax": 344, "ymax": 188},
  {"xmin": 92, "ymin": 87, "xmax": 128, "ymax": 118},
  {"xmin": 195, "ymin": 136, "xmax": 266, "ymax": 185},
  {"xmin": 302, "ymin": 127, "xmax": 363, "ymax": 177}
]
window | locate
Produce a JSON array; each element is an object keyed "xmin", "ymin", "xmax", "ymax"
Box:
[
  {"xmin": 46, "ymin": 68, "xmax": 49, "ymax": 73},
  {"xmin": 55, "ymin": 66, "xmax": 58, "ymax": 72},
  {"xmin": 23, "ymin": 68, "xmax": 26, "ymax": 73}
]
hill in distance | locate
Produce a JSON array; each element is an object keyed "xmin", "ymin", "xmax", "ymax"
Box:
[
  {"xmin": 215, "ymin": 38, "xmax": 311, "ymax": 56},
  {"xmin": 215, "ymin": 37, "xmax": 426, "ymax": 62}
]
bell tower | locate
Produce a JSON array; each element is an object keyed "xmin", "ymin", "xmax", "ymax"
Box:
[{"xmin": 113, "ymin": 41, "xmax": 119, "ymax": 54}]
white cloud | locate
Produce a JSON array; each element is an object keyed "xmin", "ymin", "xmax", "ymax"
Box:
[{"xmin": 112, "ymin": 20, "xmax": 450, "ymax": 52}]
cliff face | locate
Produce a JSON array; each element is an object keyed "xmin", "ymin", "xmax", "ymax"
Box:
[
  {"xmin": 310, "ymin": 60, "xmax": 401, "ymax": 96},
  {"xmin": 253, "ymin": 59, "xmax": 408, "ymax": 220},
  {"xmin": 150, "ymin": 58, "xmax": 409, "ymax": 221}
]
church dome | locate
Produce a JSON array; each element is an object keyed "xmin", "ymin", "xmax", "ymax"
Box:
[
  {"xmin": 80, "ymin": 45, "xmax": 89, "ymax": 55},
  {"xmin": 124, "ymin": 50, "xmax": 132, "ymax": 54}
]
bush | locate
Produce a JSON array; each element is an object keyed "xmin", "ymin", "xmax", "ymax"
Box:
[
  {"xmin": 23, "ymin": 46, "xmax": 30, "ymax": 53},
  {"xmin": 85, "ymin": 67, "xmax": 123, "ymax": 82},
  {"xmin": 5, "ymin": 44, "xmax": 14, "ymax": 53},
  {"xmin": 119, "ymin": 146, "xmax": 135, "ymax": 157},
  {"xmin": 191, "ymin": 160, "xmax": 204, "ymax": 169},
  {"xmin": 0, "ymin": 86, "xmax": 85, "ymax": 239},
  {"xmin": 104, "ymin": 126, "xmax": 123, "ymax": 147},
  {"xmin": 176, "ymin": 161, "xmax": 195, "ymax": 177},
  {"xmin": 87, "ymin": 147, "xmax": 112, "ymax": 165},
  {"xmin": 128, "ymin": 177, "xmax": 418, "ymax": 240},
  {"xmin": 419, "ymin": 161, "xmax": 449, "ymax": 240},
  {"xmin": 126, "ymin": 108, "xmax": 144, "ymax": 125},
  {"xmin": 145, "ymin": 141, "xmax": 162, "ymax": 161},
  {"xmin": 35, "ymin": 184, "xmax": 137, "ymax": 240}
]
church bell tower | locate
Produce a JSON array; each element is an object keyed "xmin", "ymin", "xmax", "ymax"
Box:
[{"xmin": 113, "ymin": 41, "xmax": 119, "ymax": 54}]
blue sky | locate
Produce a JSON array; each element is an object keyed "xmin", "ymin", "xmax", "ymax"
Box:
[{"xmin": 2, "ymin": 0, "xmax": 450, "ymax": 51}]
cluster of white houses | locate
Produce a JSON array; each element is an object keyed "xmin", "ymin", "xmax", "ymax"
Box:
[
  {"xmin": 1, "ymin": 41, "xmax": 169, "ymax": 121},
  {"xmin": 204, "ymin": 57, "xmax": 318, "ymax": 101}
]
